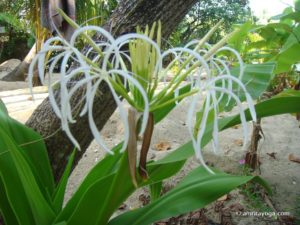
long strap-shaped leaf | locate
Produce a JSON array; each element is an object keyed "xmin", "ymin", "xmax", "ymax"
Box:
[
  {"xmin": 52, "ymin": 150, "xmax": 76, "ymax": 213},
  {"xmin": 0, "ymin": 129, "xmax": 55, "ymax": 225},
  {"xmin": 0, "ymin": 177, "xmax": 20, "ymax": 225},
  {"xmin": 108, "ymin": 167, "xmax": 269, "ymax": 225},
  {"xmin": 0, "ymin": 103, "xmax": 55, "ymax": 198},
  {"xmin": 54, "ymin": 149, "xmax": 185, "ymax": 225},
  {"xmin": 54, "ymin": 143, "xmax": 124, "ymax": 222},
  {"xmin": 55, "ymin": 152, "xmax": 134, "ymax": 225}
]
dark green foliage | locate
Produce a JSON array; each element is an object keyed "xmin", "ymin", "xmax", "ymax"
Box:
[
  {"xmin": 0, "ymin": 31, "xmax": 31, "ymax": 62},
  {"xmin": 76, "ymin": 0, "xmax": 118, "ymax": 26},
  {"xmin": 0, "ymin": 0, "xmax": 34, "ymax": 62},
  {"xmin": 225, "ymin": 1, "xmax": 300, "ymax": 93},
  {"xmin": 169, "ymin": 0, "xmax": 252, "ymax": 46}
]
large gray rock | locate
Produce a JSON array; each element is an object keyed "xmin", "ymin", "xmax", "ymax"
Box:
[{"xmin": 0, "ymin": 59, "xmax": 21, "ymax": 79}]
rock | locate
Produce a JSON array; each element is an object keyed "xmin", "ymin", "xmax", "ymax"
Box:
[{"xmin": 0, "ymin": 59, "xmax": 21, "ymax": 79}]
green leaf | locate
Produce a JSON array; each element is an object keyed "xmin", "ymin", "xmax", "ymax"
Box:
[
  {"xmin": 280, "ymin": 24, "xmax": 300, "ymax": 53},
  {"xmin": 228, "ymin": 21, "xmax": 254, "ymax": 52},
  {"xmin": 0, "ymin": 98, "xmax": 8, "ymax": 114},
  {"xmin": 295, "ymin": 0, "xmax": 300, "ymax": 11},
  {"xmin": 58, "ymin": 152, "xmax": 134, "ymax": 225},
  {"xmin": 55, "ymin": 144, "xmax": 124, "ymax": 222},
  {"xmin": 52, "ymin": 150, "xmax": 76, "ymax": 213},
  {"xmin": 0, "ymin": 142, "xmax": 36, "ymax": 225},
  {"xmin": 0, "ymin": 107, "xmax": 55, "ymax": 198},
  {"xmin": 150, "ymin": 181, "xmax": 163, "ymax": 202},
  {"xmin": 265, "ymin": 23, "xmax": 293, "ymax": 33},
  {"xmin": 216, "ymin": 62, "xmax": 275, "ymax": 112},
  {"xmin": 0, "ymin": 13, "xmax": 27, "ymax": 32},
  {"xmin": 259, "ymin": 26, "xmax": 278, "ymax": 41},
  {"xmin": 275, "ymin": 43, "xmax": 300, "ymax": 73},
  {"xmin": 146, "ymin": 158, "xmax": 185, "ymax": 184},
  {"xmin": 0, "ymin": 105, "xmax": 55, "ymax": 224},
  {"xmin": 108, "ymin": 167, "xmax": 268, "ymax": 225},
  {"xmin": 152, "ymin": 84, "xmax": 191, "ymax": 123},
  {"xmin": 56, "ymin": 146, "xmax": 185, "ymax": 225},
  {"xmin": 0, "ymin": 177, "xmax": 19, "ymax": 225},
  {"xmin": 269, "ymin": 7, "xmax": 293, "ymax": 21},
  {"xmin": 280, "ymin": 12, "xmax": 300, "ymax": 23},
  {"xmin": 53, "ymin": 222, "xmax": 67, "ymax": 225},
  {"xmin": 0, "ymin": 128, "xmax": 55, "ymax": 225},
  {"xmin": 232, "ymin": 62, "xmax": 276, "ymax": 100}
]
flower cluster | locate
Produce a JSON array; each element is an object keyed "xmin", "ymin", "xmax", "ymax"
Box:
[{"xmin": 29, "ymin": 21, "xmax": 256, "ymax": 172}]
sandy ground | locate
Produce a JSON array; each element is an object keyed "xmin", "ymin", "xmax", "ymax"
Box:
[{"xmin": 1, "ymin": 61, "xmax": 299, "ymax": 224}]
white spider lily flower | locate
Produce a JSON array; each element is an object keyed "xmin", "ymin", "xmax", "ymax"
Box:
[
  {"xmin": 183, "ymin": 41, "xmax": 256, "ymax": 173},
  {"xmin": 29, "ymin": 25, "xmax": 150, "ymax": 153},
  {"xmin": 28, "ymin": 22, "xmax": 257, "ymax": 174}
]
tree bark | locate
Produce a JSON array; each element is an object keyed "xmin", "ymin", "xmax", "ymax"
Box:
[{"xmin": 26, "ymin": 0, "xmax": 198, "ymax": 181}]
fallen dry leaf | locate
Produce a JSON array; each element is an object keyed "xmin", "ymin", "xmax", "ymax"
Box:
[
  {"xmin": 232, "ymin": 125, "xmax": 240, "ymax": 129},
  {"xmin": 288, "ymin": 154, "xmax": 300, "ymax": 164},
  {"xmin": 267, "ymin": 152, "xmax": 277, "ymax": 159},
  {"xmin": 153, "ymin": 141, "xmax": 171, "ymax": 151},
  {"xmin": 233, "ymin": 139, "xmax": 243, "ymax": 146},
  {"xmin": 217, "ymin": 194, "xmax": 228, "ymax": 202}
]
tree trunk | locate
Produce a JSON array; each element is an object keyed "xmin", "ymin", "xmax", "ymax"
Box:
[
  {"xmin": 26, "ymin": 0, "xmax": 198, "ymax": 182},
  {"xmin": 1, "ymin": 43, "xmax": 37, "ymax": 81}
]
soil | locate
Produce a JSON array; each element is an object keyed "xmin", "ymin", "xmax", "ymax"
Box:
[{"xmin": 1, "ymin": 60, "xmax": 299, "ymax": 225}]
